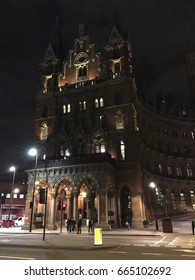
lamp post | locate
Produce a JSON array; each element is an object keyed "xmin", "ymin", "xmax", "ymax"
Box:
[
  {"xmin": 149, "ymin": 182, "xmax": 159, "ymax": 230},
  {"xmin": 43, "ymin": 155, "xmax": 48, "ymax": 241},
  {"xmin": 28, "ymin": 148, "xmax": 38, "ymax": 232},
  {"xmin": 8, "ymin": 166, "xmax": 16, "ymax": 227}
]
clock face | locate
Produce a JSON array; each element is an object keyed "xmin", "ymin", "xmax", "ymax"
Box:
[{"xmin": 74, "ymin": 52, "xmax": 89, "ymax": 65}]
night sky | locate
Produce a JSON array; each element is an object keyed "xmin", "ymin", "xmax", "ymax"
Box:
[{"xmin": 0, "ymin": 0, "xmax": 195, "ymax": 175}]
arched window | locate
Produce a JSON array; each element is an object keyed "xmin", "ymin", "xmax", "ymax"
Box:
[
  {"xmin": 95, "ymin": 99, "xmax": 99, "ymax": 108},
  {"xmin": 40, "ymin": 122, "xmax": 48, "ymax": 141},
  {"xmin": 83, "ymin": 101, "xmax": 87, "ymax": 110},
  {"xmin": 120, "ymin": 140, "xmax": 125, "ymax": 161},
  {"xmin": 115, "ymin": 110, "xmax": 124, "ymax": 130},
  {"xmin": 100, "ymin": 98, "xmax": 104, "ymax": 107},
  {"xmin": 67, "ymin": 104, "xmax": 71, "ymax": 113},
  {"xmin": 92, "ymin": 135, "xmax": 105, "ymax": 154},
  {"xmin": 63, "ymin": 105, "xmax": 66, "ymax": 114}
]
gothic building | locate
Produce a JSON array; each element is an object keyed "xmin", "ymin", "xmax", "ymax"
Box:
[{"xmin": 23, "ymin": 21, "xmax": 195, "ymax": 230}]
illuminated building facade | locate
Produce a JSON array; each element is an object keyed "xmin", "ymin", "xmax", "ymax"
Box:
[{"xmin": 23, "ymin": 21, "xmax": 195, "ymax": 230}]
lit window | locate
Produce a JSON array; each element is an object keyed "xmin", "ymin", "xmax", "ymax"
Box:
[
  {"xmin": 40, "ymin": 122, "xmax": 48, "ymax": 141},
  {"xmin": 93, "ymin": 135, "xmax": 105, "ymax": 154},
  {"xmin": 191, "ymin": 132, "xmax": 195, "ymax": 139},
  {"xmin": 158, "ymin": 164, "xmax": 162, "ymax": 174},
  {"xmin": 6, "ymin": 194, "xmax": 11, "ymax": 198},
  {"xmin": 100, "ymin": 145, "xmax": 105, "ymax": 153},
  {"xmin": 63, "ymin": 105, "xmax": 66, "ymax": 114},
  {"xmin": 100, "ymin": 98, "xmax": 104, "ymax": 107},
  {"xmin": 19, "ymin": 194, "xmax": 24, "ymax": 199},
  {"xmin": 115, "ymin": 110, "xmax": 124, "ymax": 130},
  {"xmin": 83, "ymin": 101, "xmax": 87, "ymax": 110},
  {"xmin": 99, "ymin": 115, "xmax": 103, "ymax": 124},
  {"xmin": 79, "ymin": 102, "xmax": 82, "ymax": 111},
  {"xmin": 120, "ymin": 140, "xmax": 125, "ymax": 161},
  {"xmin": 67, "ymin": 104, "xmax": 71, "ymax": 113},
  {"xmin": 95, "ymin": 99, "xmax": 99, "ymax": 108},
  {"xmin": 13, "ymin": 193, "xmax": 18, "ymax": 199}
]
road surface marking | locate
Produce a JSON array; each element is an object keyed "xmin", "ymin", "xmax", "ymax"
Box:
[
  {"xmin": 108, "ymin": 250, "xmax": 127, "ymax": 254},
  {"xmin": 0, "ymin": 255, "xmax": 35, "ymax": 260},
  {"xmin": 142, "ymin": 252, "xmax": 162, "ymax": 255}
]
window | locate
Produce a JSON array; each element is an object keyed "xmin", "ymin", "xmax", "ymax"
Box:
[
  {"xmin": 77, "ymin": 65, "xmax": 88, "ymax": 81},
  {"xmin": 92, "ymin": 135, "xmax": 105, "ymax": 154},
  {"xmin": 187, "ymin": 166, "xmax": 193, "ymax": 177},
  {"xmin": 40, "ymin": 122, "xmax": 48, "ymax": 141},
  {"xmin": 19, "ymin": 194, "xmax": 24, "ymax": 199},
  {"xmin": 191, "ymin": 131, "xmax": 195, "ymax": 140},
  {"xmin": 83, "ymin": 101, "xmax": 87, "ymax": 110},
  {"xmin": 158, "ymin": 164, "xmax": 162, "ymax": 174},
  {"xmin": 79, "ymin": 102, "xmax": 82, "ymax": 111},
  {"xmin": 100, "ymin": 98, "xmax": 104, "ymax": 107},
  {"xmin": 176, "ymin": 167, "xmax": 182, "ymax": 177},
  {"xmin": 120, "ymin": 140, "xmax": 125, "ymax": 161},
  {"xmin": 63, "ymin": 105, "xmax": 66, "ymax": 114},
  {"xmin": 79, "ymin": 101, "xmax": 87, "ymax": 111},
  {"xmin": 95, "ymin": 98, "xmax": 104, "ymax": 108},
  {"xmin": 67, "ymin": 104, "xmax": 71, "ymax": 113},
  {"xmin": 167, "ymin": 166, "xmax": 172, "ymax": 176},
  {"xmin": 13, "ymin": 193, "xmax": 18, "ymax": 199},
  {"xmin": 183, "ymin": 132, "xmax": 187, "ymax": 138},
  {"xmin": 115, "ymin": 110, "xmax": 124, "ymax": 130},
  {"xmin": 95, "ymin": 99, "xmax": 99, "ymax": 108}
]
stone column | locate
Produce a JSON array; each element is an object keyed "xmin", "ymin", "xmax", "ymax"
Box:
[
  {"xmin": 22, "ymin": 193, "xmax": 32, "ymax": 230},
  {"xmin": 98, "ymin": 190, "xmax": 110, "ymax": 230},
  {"xmin": 131, "ymin": 193, "xmax": 145, "ymax": 227},
  {"xmin": 73, "ymin": 193, "xmax": 78, "ymax": 221},
  {"xmin": 47, "ymin": 189, "xmax": 57, "ymax": 230},
  {"xmin": 66, "ymin": 195, "xmax": 71, "ymax": 219}
]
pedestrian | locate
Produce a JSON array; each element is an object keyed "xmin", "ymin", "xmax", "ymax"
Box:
[
  {"xmin": 72, "ymin": 218, "xmax": 76, "ymax": 231},
  {"xmin": 77, "ymin": 218, "xmax": 82, "ymax": 234},
  {"xmin": 88, "ymin": 219, "xmax": 94, "ymax": 233},
  {"xmin": 67, "ymin": 218, "xmax": 72, "ymax": 232},
  {"xmin": 126, "ymin": 219, "xmax": 131, "ymax": 230}
]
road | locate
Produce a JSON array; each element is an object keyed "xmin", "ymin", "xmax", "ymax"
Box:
[{"xmin": 0, "ymin": 231, "xmax": 195, "ymax": 260}]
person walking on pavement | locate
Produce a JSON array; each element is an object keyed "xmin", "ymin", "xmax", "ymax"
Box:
[
  {"xmin": 88, "ymin": 219, "xmax": 94, "ymax": 233},
  {"xmin": 67, "ymin": 218, "xmax": 72, "ymax": 233},
  {"xmin": 77, "ymin": 218, "xmax": 82, "ymax": 234}
]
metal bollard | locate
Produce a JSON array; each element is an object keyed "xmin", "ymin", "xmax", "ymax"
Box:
[
  {"xmin": 155, "ymin": 219, "xmax": 159, "ymax": 231},
  {"xmin": 192, "ymin": 221, "xmax": 194, "ymax": 235}
]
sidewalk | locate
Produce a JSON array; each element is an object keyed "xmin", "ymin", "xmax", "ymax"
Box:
[
  {"xmin": 0, "ymin": 216, "xmax": 194, "ymax": 250},
  {"xmin": 0, "ymin": 225, "xmax": 163, "ymax": 250}
]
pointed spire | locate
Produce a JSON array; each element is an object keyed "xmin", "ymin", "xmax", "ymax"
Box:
[{"xmin": 79, "ymin": 24, "xmax": 84, "ymax": 38}]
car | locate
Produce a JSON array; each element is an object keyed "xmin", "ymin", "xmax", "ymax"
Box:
[
  {"xmin": 2, "ymin": 220, "xmax": 15, "ymax": 227},
  {"xmin": 15, "ymin": 217, "xmax": 24, "ymax": 227},
  {"xmin": 0, "ymin": 220, "xmax": 4, "ymax": 228}
]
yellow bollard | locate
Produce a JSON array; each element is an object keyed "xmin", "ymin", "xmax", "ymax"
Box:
[{"xmin": 94, "ymin": 228, "xmax": 102, "ymax": 245}]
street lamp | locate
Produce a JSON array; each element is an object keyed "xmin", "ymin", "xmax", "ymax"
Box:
[
  {"xmin": 8, "ymin": 166, "xmax": 16, "ymax": 227},
  {"xmin": 149, "ymin": 181, "xmax": 159, "ymax": 230},
  {"xmin": 28, "ymin": 148, "xmax": 38, "ymax": 232},
  {"xmin": 43, "ymin": 155, "xmax": 48, "ymax": 241}
]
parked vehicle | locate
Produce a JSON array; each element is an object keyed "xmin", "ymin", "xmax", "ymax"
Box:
[
  {"xmin": 0, "ymin": 220, "xmax": 4, "ymax": 228},
  {"xmin": 2, "ymin": 220, "xmax": 15, "ymax": 227},
  {"xmin": 14, "ymin": 217, "xmax": 24, "ymax": 227}
]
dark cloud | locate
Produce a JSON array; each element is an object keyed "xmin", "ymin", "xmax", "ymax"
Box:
[{"xmin": 0, "ymin": 0, "xmax": 195, "ymax": 174}]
